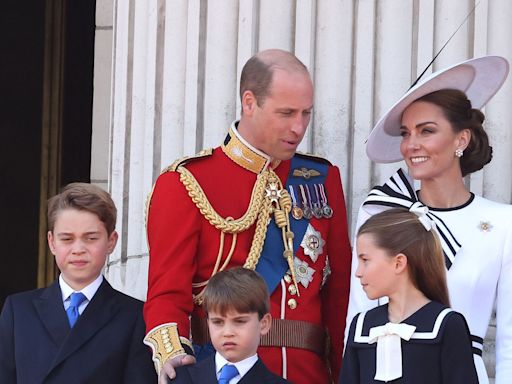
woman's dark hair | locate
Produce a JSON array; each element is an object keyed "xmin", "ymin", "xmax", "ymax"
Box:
[{"xmin": 416, "ymin": 89, "xmax": 492, "ymax": 176}]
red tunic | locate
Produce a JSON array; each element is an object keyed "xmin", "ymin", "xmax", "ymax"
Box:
[{"xmin": 144, "ymin": 146, "xmax": 352, "ymax": 383}]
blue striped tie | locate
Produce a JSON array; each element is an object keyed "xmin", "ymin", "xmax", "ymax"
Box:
[{"xmin": 66, "ymin": 292, "xmax": 86, "ymax": 328}]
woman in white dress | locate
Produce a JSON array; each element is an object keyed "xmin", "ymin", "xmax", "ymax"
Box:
[{"xmin": 345, "ymin": 56, "xmax": 512, "ymax": 384}]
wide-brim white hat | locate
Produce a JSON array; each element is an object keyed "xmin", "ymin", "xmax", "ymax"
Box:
[{"xmin": 366, "ymin": 55, "xmax": 510, "ymax": 163}]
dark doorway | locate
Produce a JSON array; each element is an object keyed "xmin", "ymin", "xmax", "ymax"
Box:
[{"xmin": 0, "ymin": 0, "xmax": 96, "ymax": 308}]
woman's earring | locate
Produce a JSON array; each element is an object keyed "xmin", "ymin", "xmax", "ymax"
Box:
[{"xmin": 455, "ymin": 148, "xmax": 464, "ymax": 158}]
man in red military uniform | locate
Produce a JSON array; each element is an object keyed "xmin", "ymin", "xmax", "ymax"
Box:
[{"xmin": 143, "ymin": 49, "xmax": 352, "ymax": 384}]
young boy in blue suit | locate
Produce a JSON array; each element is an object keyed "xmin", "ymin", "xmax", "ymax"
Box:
[
  {"xmin": 0, "ymin": 183, "xmax": 157, "ymax": 383},
  {"xmin": 170, "ymin": 267, "xmax": 289, "ymax": 384}
]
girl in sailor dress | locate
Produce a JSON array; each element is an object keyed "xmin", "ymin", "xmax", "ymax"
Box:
[{"xmin": 339, "ymin": 208, "xmax": 478, "ymax": 383}]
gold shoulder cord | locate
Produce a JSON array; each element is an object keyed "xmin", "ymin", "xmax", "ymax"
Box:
[{"xmin": 177, "ymin": 165, "xmax": 300, "ymax": 303}]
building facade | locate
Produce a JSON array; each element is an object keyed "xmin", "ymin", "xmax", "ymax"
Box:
[{"xmin": 92, "ymin": 1, "xmax": 512, "ymax": 381}]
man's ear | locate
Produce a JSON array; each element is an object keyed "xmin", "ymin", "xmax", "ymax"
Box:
[
  {"xmin": 241, "ymin": 90, "xmax": 257, "ymax": 116},
  {"xmin": 259, "ymin": 313, "xmax": 272, "ymax": 336},
  {"xmin": 394, "ymin": 253, "xmax": 408, "ymax": 274}
]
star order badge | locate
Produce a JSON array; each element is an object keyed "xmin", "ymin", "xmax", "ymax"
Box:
[
  {"xmin": 294, "ymin": 257, "xmax": 315, "ymax": 288},
  {"xmin": 300, "ymin": 224, "xmax": 325, "ymax": 262}
]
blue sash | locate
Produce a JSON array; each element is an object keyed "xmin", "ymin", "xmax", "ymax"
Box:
[{"xmin": 255, "ymin": 155, "xmax": 328, "ymax": 294}]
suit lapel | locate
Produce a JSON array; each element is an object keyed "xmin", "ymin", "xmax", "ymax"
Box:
[
  {"xmin": 239, "ymin": 359, "xmax": 276, "ymax": 384},
  {"xmin": 188, "ymin": 355, "xmax": 218, "ymax": 384},
  {"xmin": 48, "ymin": 279, "xmax": 119, "ymax": 371},
  {"xmin": 33, "ymin": 281, "xmax": 70, "ymax": 347}
]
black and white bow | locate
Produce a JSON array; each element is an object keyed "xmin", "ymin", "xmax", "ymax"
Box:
[{"xmin": 363, "ymin": 168, "xmax": 461, "ymax": 269}]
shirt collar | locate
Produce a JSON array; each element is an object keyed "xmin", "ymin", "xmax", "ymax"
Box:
[
  {"xmin": 215, "ymin": 351, "xmax": 258, "ymax": 380},
  {"xmin": 59, "ymin": 273, "xmax": 103, "ymax": 302},
  {"xmin": 221, "ymin": 121, "xmax": 280, "ymax": 174}
]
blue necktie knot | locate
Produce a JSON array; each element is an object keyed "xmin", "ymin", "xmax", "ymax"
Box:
[
  {"xmin": 66, "ymin": 292, "xmax": 86, "ymax": 328},
  {"xmin": 218, "ymin": 364, "xmax": 238, "ymax": 384}
]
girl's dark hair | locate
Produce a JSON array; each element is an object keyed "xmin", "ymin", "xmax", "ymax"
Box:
[
  {"xmin": 358, "ymin": 208, "xmax": 450, "ymax": 306},
  {"xmin": 416, "ymin": 89, "xmax": 492, "ymax": 176}
]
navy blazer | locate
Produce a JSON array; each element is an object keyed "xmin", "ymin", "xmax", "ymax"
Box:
[
  {"xmin": 171, "ymin": 354, "xmax": 289, "ymax": 384},
  {"xmin": 0, "ymin": 279, "xmax": 157, "ymax": 383}
]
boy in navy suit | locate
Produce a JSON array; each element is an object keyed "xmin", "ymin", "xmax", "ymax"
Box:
[
  {"xmin": 171, "ymin": 267, "xmax": 289, "ymax": 384},
  {"xmin": 0, "ymin": 183, "xmax": 157, "ymax": 383}
]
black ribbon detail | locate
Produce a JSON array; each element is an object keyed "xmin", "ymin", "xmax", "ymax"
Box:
[{"xmin": 363, "ymin": 169, "xmax": 461, "ymax": 269}]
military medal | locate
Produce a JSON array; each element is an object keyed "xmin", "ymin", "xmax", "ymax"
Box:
[
  {"xmin": 312, "ymin": 184, "xmax": 323, "ymax": 219},
  {"xmin": 288, "ymin": 186, "xmax": 303, "ymax": 220},
  {"xmin": 303, "ymin": 206, "xmax": 313, "ymax": 219},
  {"xmin": 300, "ymin": 224, "xmax": 325, "ymax": 262},
  {"xmin": 322, "ymin": 205, "xmax": 333, "ymax": 218},
  {"xmin": 319, "ymin": 184, "xmax": 333, "ymax": 218},
  {"xmin": 305, "ymin": 185, "xmax": 320, "ymax": 219},
  {"xmin": 299, "ymin": 185, "xmax": 313, "ymax": 219},
  {"xmin": 292, "ymin": 206, "xmax": 303, "ymax": 220}
]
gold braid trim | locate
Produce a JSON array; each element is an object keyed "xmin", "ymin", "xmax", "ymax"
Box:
[
  {"xmin": 177, "ymin": 166, "xmax": 270, "ymax": 233},
  {"xmin": 243, "ymin": 203, "xmax": 273, "ymax": 270},
  {"xmin": 178, "ymin": 165, "xmax": 300, "ymax": 300},
  {"xmin": 143, "ymin": 323, "xmax": 186, "ymax": 374}
]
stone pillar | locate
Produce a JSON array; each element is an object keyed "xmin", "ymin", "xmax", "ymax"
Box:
[{"xmin": 102, "ymin": 2, "xmax": 512, "ymax": 379}]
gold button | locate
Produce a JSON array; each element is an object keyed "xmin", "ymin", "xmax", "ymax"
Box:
[
  {"xmin": 288, "ymin": 285, "xmax": 297, "ymax": 295},
  {"xmin": 287, "ymin": 298, "xmax": 297, "ymax": 309},
  {"xmin": 283, "ymin": 275, "xmax": 292, "ymax": 283}
]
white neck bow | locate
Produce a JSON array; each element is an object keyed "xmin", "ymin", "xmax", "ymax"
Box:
[{"xmin": 368, "ymin": 322, "xmax": 416, "ymax": 382}]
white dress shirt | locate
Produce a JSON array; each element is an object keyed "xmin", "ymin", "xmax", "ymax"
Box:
[
  {"xmin": 215, "ymin": 352, "xmax": 258, "ymax": 384},
  {"xmin": 59, "ymin": 273, "xmax": 103, "ymax": 315}
]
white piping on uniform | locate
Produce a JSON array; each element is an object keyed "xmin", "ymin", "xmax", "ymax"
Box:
[{"xmin": 353, "ymin": 308, "xmax": 453, "ymax": 343}]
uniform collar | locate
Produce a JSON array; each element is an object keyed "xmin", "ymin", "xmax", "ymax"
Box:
[{"xmin": 221, "ymin": 121, "xmax": 280, "ymax": 174}]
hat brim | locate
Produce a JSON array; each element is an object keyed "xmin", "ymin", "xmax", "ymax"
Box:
[{"xmin": 366, "ymin": 55, "xmax": 510, "ymax": 163}]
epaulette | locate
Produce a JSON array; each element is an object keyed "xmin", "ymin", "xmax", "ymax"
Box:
[
  {"xmin": 295, "ymin": 151, "xmax": 332, "ymax": 166},
  {"xmin": 162, "ymin": 148, "xmax": 214, "ymax": 173}
]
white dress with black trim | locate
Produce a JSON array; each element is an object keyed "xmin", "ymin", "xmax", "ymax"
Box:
[
  {"xmin": 345, "ymin": 169, "xmax": 512, "ymax": 384},
  {"xmin": 340, "ymin": 301, "xmax": 478, "ymax": 383}
]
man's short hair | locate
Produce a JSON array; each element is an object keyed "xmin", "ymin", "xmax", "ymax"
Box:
[
  {"xmin": 47, "ymin": 182, "xmax": 117, "ymax": 235},
  {"xmin": 239, "ymin": 49, "xmax": 309, "ymax": 107},
  {"xmin": 203, "ymin": 267, "xmax": 269, "ymax": 319}
]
